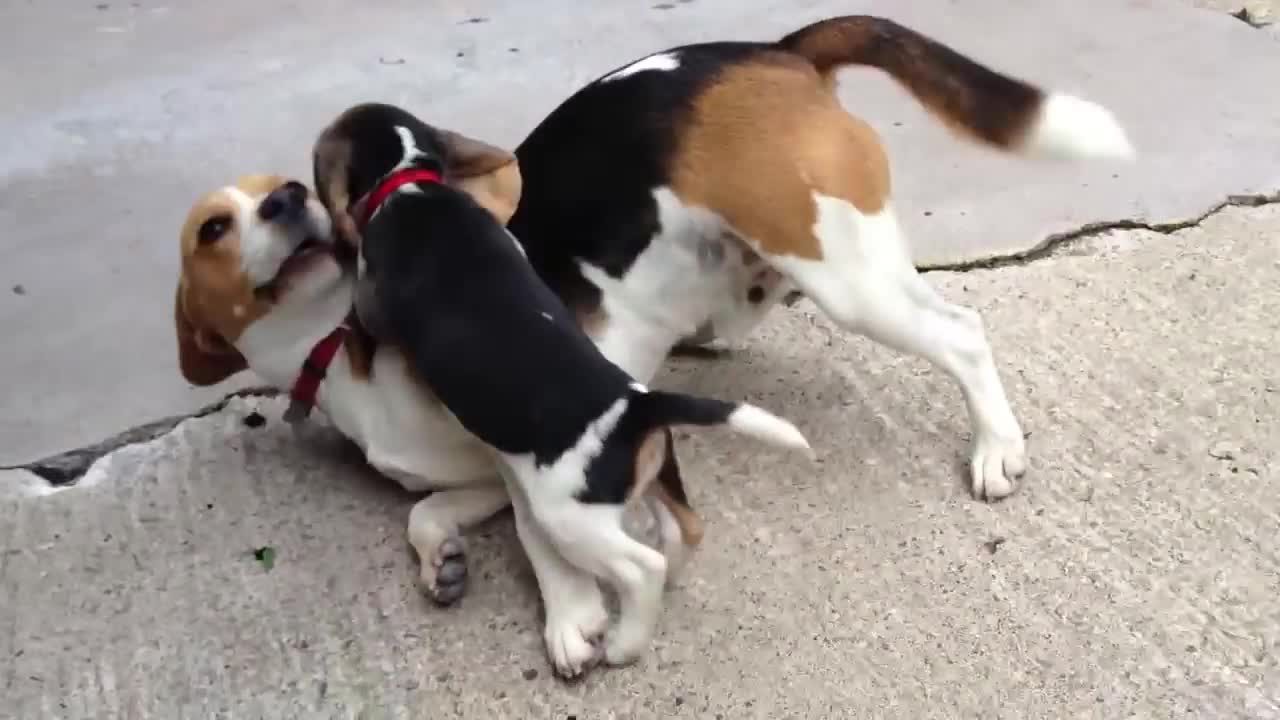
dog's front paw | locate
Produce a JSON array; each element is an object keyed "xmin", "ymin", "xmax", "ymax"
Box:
[
  {"xmin": 970, "ymin": 431, "xmax": 1028, "ymax": 501},
  {"xmin": 418, "ymin": 535, "xmax": 468, "ymax": 605}
]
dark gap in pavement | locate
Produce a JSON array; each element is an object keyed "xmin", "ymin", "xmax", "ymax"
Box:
[
  {"xmin": 1, "ymin": 386, "xmax": 280, "ymax": 487},
  {"xmin": 921, "ymin": 191, "xmax": 1280, "ymax": 273},
  {"xmin": 6, "ymin": 191, "xmax": 1278, "ymax": 489}
]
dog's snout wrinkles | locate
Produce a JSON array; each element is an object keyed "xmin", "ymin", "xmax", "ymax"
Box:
[{"xmin": 258, "ymin": 181, "xmax": 308, "ymax": 221}]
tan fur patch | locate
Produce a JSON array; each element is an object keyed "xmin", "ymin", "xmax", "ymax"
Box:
[
  {"xmin": 669, "ymin": 53, "xmax": 890, "ymax": 260},
  {"xmin": 454, "ymin": 160, "xmax": 523, "ymax": 225},
  {"xmin": 629, "ymin": 428, "xmax": 669, "ymax": 501},
  {"xmin": 651, "ymin": 483, "xmax": 705, "ymax": 548},
  {"xmin": 174, "ymin": 281, "xmax": 248, "ymax": 386}
]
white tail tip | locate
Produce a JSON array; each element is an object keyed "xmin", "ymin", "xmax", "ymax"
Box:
[
  {"xmin": 1021, "ymin": 92, "xmax": 1136, "ymax": 161},
  {"xmin": 727, "ymin": 404, "xmax": 812, "ymax": 455}
]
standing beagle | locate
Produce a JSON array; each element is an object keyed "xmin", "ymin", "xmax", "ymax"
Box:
[
  {"xmin": 507, "ymin": 15, "xmax": 1136, "ymax": 501},
  {"xmin": 310, "ymin": 102, "xmax": 811, "ymax": 672}
]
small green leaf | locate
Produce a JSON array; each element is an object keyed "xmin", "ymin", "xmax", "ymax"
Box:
[{"xmin": 252, "ymin": 546, "xmax": 276, "ymax": 571}]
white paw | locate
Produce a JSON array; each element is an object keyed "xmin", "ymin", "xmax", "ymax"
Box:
[
  {"xmin": 544, "ymin": 615, "xmax": 606, "ymax": 679},
  {"xmin": 970, "ymin": 431, "xmax": 1028, "ymax": 501},
  {"xmin": 604, "ymin": 622, "xmax": 653, "ymax": 667},
  {"xmin": 544, "ymin": 590, "xmax": 609, "ymax": 679},
  {"xmin": 603, "ymin": 579, "xmax": 665, "ymax": 667}
]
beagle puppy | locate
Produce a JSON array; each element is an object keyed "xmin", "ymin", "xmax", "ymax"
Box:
[
  {"xmin": 507, "ymin": 15, "xmax": 1136, "ymax": 501},
  {"xmin": 310, "ymin": 102, "xmax": 811, "ymax": 672}
]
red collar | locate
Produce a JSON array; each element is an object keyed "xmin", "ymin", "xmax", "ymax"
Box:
[
  {"xmin": 356, "ymin": 167, "xmax": 443, "ymax": 228},
  {"xmin": 282, "ymin": 324, "xmax": 349, "ymax": 424}
]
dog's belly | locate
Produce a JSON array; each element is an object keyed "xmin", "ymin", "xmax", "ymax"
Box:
[
  {"xmin": 363, "ymin": 435, "xmax": 496, "ymax": 492},
  {"xmin": 328, "ymin": 352, "xmax": 500, "ymax": 493}
]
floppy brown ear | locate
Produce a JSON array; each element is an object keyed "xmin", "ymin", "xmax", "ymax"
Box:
[
  {"xmin": 313, "ymin": 131, "xmax": 361, "ymax": 249},
  {"xmin": 174, "ymin": 283, "xmax": 247, "ymax": 386},
  {"xmin": 439, "ymin": 129, "xmax": 523, "ymax": 225}
]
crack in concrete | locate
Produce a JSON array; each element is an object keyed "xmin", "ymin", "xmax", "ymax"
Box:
[
  {"xmin": 5, "ymin": 191, "xmax": 1278, "ymax": 490},
  {"xmin": 1231, "ymin": 5, "xmax": 1275, "ymax": 29},
  {"xmin": 922, "ymin": 191, "xmax": 1280, "ymax": 273},
  {"xmin": 1, "ymin": 386, "xmax": 280, "ymax": 487}
]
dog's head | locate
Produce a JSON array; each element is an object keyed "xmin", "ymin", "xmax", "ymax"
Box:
[
  {"xmin": 174, "ymin": 175, "xmax": 336, "ymax": 385},
  {"xmin": 312, "ymin": 102, "xmax": 523, "ymax": 251}
]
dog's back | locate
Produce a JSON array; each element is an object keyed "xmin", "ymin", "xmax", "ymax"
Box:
[
  {"xmin": 508, "ymin": 17, "xmax": 1132, "ymax": 358},
  {"xmin": 363, "ymin": 183, "xmax": 806, "ymax": 497},
  {"xmin": 363, "ymin": 182, "xmax": 637, "ymax": 461}
]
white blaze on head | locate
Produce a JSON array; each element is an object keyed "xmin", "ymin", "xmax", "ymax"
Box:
[{"xmin": 392, "ymin": 125, "xmax": 430, "ymax": 170}]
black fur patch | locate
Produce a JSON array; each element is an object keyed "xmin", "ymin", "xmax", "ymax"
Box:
[{"xmin": 508, "ymin": 43, "xmax": 772, "ymax": 312}]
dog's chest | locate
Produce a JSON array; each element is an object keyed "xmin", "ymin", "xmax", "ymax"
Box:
[
  {"xmin": 579, "ymin": 188, "xmax": 792, "ymax": 378},
  {"xmin": 324, "ymin": 351, "xmax": 496, "ymax": 491}
]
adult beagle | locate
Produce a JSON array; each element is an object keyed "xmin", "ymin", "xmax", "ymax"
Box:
[
  {"xmin": 175, "ymin": 154, "xmax": 620, "ymax": 656},
  {"xmin": 174, "ymin": 169, "xmax": 506, "ymax": 609},
  {"xmin": 310, "ymin": 102, "xmax": 811, "ymax": 672},
  {"xmin": 507, "ymin": 15, "xmax": 1136, "ymax": 501}
]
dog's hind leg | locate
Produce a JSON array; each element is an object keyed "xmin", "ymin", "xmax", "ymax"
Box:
[
  {"xmin": 407, "ymin": 485, "xmax": 510, "ymax": 605},
  {"xmin": 508, "ymin": 485, "xmax": 610, "ymax": 679},
  {"xmin": 766, "ymin": 196, "xmax": 1027, "ymax": 501},
  {"xmin": 647, "ymin": 431, "xmax": 704, "ymax": 583},
  {"xmin": 532, "ymin": 498, "xmax": 668, "ymax": 667}
]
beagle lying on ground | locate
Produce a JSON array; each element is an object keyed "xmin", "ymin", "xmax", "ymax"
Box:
[
  {"xmin": 311, "ymin": 102, "xmax": 810, "ymax": 670},
  {"xmin": 174, "ymin": 170, "xmax": 503, "ymax": 608},
  {"xmin": 507, "ymin": 15, "xmax": 1136, "ymax": 500},
  {"xmin": 175, "ymin": 161, "xmax": 628, "ymax": 676}
]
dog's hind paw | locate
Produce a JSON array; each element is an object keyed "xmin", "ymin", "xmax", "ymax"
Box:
[
  {"xmin": 545, "ymin": 620, "xmax": 605, "ymax": 680},
  {"xmin": 419, "ymin": 535, "xmax": 468, "ymax": 606}
]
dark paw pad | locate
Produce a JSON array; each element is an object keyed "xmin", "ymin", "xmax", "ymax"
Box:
[{"xmin": 423, "ymin": 537, "xmax": 467, "ymax": 606}]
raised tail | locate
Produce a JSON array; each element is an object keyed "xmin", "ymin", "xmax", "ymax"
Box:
[
  {"xmin": 628, "ymin": 388, "xmax": 811, "ymax": 454},
  {"xmin": 776, "ymin": 16, "xmax": 1135, "ymax": 161}
]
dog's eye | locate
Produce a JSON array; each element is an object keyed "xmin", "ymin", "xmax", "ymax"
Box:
[{"xmin": 197, "ymin": 214, "xmax": 233, "ymax": 245}]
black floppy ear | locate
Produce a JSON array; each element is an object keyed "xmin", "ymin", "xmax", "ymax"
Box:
[{"xmin": 438, "ymin": 129, "xmax": 523, "ymax": 224}]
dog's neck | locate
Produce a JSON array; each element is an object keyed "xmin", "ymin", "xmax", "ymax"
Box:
[{"xmin": 235, "ymin": 272, "xmax": 355, "ymax": 393}]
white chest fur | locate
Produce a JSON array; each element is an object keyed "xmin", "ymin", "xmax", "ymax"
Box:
[{"xmin": 236, "ymin": 269, "xmax": 496, "ymax": 493}]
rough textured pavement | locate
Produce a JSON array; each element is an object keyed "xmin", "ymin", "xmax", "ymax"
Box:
[
  {"xmin": 4, "ymin": 0, "xmax": 1280, "ymax": 718},
  {"xmin": 3, "ymin": 0, "xmax": 1280, "ymax": 462},
  {"xmin": 5, "ymin": 204, "xmax": 1279, "ymax": 718}
]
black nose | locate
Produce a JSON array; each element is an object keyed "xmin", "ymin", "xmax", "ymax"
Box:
[{"xmin": 258, "ymin": 181, "xmax": 308, "ymax": 222}]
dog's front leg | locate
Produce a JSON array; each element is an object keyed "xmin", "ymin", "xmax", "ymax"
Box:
[{"xmin": 407, "ymin": 485, "xmax": 510, "ymax": 605}]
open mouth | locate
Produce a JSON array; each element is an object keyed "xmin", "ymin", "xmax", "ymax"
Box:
[{"xmin": 276, "ymin": 235, "xmax": 331, "ymax": 278}]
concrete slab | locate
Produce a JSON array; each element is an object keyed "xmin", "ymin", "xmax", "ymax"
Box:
[
  {"xmin": 5, "ymin": 203, "xmax": 1279, "ymax": 718},
  {"xmin": 4, "ymin": 0, "xmax": 1280, "ymax": 463}
]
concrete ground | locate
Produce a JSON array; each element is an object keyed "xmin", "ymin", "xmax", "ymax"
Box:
[{"xmin": 3, "ymin": 0, "xmax": 1280, "ymax": 718}]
